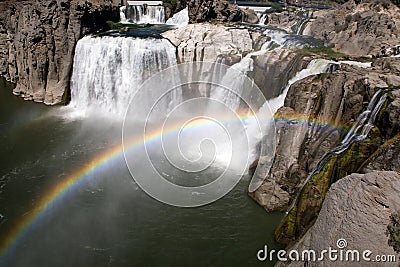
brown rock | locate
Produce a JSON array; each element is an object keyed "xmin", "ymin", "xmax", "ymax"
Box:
[
  {"xmin": 187, "ymin": 0, "xmax": 252, "ymax": 24},
  {"xmin": 277, "ymin": 171, "xmax": 400, "ymax": 267},
  {"xmin": 253, "ymin": 58, "xmax": 400, "ymax": 212},
  {"xmin": 303, "ymin": 1, "xmax": 400, "ymax": 57}
]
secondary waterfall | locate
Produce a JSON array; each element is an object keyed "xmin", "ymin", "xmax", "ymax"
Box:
[
  {"xmin": 286, "ymin": 89, "xmax": 387, "ymax": 213},
  {"xmin": 70, "ymin": 36, "xmax": 177, "ymax": 116},
  {"xmin": 120, "ymin": 5, "xmax": 165, "ymax": 24},
  {"xmin": 247, "ymin": 59, "xmax": 336, "ymax": 192}
]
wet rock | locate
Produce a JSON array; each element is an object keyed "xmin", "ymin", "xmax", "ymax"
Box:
[
  {"xmin": 253, "ymin": 49, "xmax": 305, "ymax": 99},
  {"xmin": 253, "ymin": 58, "xmax": 400, "ymax": 214}
]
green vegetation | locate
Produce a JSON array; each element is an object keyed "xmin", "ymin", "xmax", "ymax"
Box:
[
  {"xmin": 391, "ymin": 0, "xmax": 400, "ymax": 7},
  {"xmin": 106, "ymin": 21, "xmax": 128, "ymax": 30},
  {"xmin": 387, "ymin": 212, "xmax": 400, "ymax": 253},
  {"xmin": 296, "ymin": 46, "xmax": 348, "ymax": 60},
  {"xmin": 105, "ymin": 21, "xmax": 153, "ymax": 31},
  {"xmin": 266, "ymin": 3, "xmax": 284, "ymax": 13},
  {"xmin": 275, "ymin": 87, "xmax": 391, "ymax": 245},
  {"xmin": 163, "ymin": 0, "xmax": 178, "ymax": 9}
]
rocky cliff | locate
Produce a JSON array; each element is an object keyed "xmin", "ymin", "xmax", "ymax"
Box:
[
  {"xmin": 303, "ymin": 0, "xmax": 400, "ymax": 57},
  {"xmin": 0, "ymin": 0, "xmax": 119, "ymax": 105},
  {"xmin": 162, "ymin": 23, "xmax": 254, "ymax": 63},
  {"xmin": 163, "ymin": 0, "xmax": 187, "ymax": 20},
  {"xmin": 244, "ymin": 0, "xmax": 400, "ymax": 247},
  {"xmin": 161, "ymin": 24, "xmax": 308, "ymax": 99},
  {"xmin": 276, "ymin": 171, "xmax": 400, "ymax": 266},
  {"xmin": 253, "ymin": 59, "xmax": 400, "ymax": 211},
  {"xmin": 186, "ymin": 0, "xmax": 258, "ymax": 24}
]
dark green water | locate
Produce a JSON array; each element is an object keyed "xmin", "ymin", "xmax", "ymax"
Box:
[{"xmin": 0, "ymin": 78, "xmax": 283, "ymax": 267}]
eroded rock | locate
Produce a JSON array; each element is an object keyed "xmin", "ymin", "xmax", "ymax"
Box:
[
  {"xmin": 161, "ymin": 23, "xmax": 253, "ymax": 63},
  {"xmin": 252, "ymin": 57, "xmax": 400, "ymax": 213},
  {"xmin": 303, "ymin": 0, "xmax": 400, "ymax": 57},
  {"xmin": 0, "ymin": 0, "xmax": 119, "ymax": 105},
  {"xmin": 277, "ymin": 171, "xmax": 400, "ymax": 267}
]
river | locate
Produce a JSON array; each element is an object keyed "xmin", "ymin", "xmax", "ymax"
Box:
[{"xmin": 0, "ymin": 78, "xmax": 283, "ymax": 266}]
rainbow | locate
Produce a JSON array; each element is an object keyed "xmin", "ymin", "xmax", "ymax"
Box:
[{"xmin": 0, "ymin": 112, "xmax": 342, "ymax": 264}]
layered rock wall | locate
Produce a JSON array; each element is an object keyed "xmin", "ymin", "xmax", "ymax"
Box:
[{"xmin": 0, "ymin": 0, "xmax": 119, "ymax": 104}]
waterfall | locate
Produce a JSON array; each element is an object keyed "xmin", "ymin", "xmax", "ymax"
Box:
[
  {"xmin": 286, "ymin": 90, "xmax": 387, "ymax": 213},
  {"xmin": 120, "ymin": 5, "xmax": 165, "ymax": 24},
  {"xmin": 248, "ymin": 59, "xmax": 335, "ymax": 192},
  {"xmin": 267, "ymin": 59, "xmax": 335, "ymax": 114},
  {"xmin": 166, "ymin": 7, "xmax": 189, "ymax": 27},
  {"xmin": 256, "ymin": 12, "xmax": 268, "ymax": 25},
  {"xmin": 70, "ymin": 36, "xmax": 178, "ymax": 116},
  {"xmin": 209, "ymin": 38, "xmax": 279, "ymax": 111},
  {"xmin": 295, "ymin": 19, "xmax": 307, "ymax": 35},
  {"xmin": 120, "ymin": 6, "xmax": 127, "ymax": 22},
  {"xmin": 259, "ymin": 14, "xmax": 268, "ymax": 25},
  {"xmin": 209, "ymin": 58, "xmax": 254, "ymax": 111}
]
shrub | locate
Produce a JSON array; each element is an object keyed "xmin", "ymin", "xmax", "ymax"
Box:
[{"xmin": 387, "ymin": 212, "xmax": 400, "ymax": 254}]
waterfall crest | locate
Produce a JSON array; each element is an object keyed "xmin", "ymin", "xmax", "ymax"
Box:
[
  {"xmin": 120, "ymin": 5, "xmax": 165, "ymax": 24},
  {"xmin": 70, "ymin": 36, "xmax": 177, "ymax": 116}
]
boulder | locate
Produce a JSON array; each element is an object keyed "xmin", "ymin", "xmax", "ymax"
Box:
[{"xmin": 276, "ymin": 171, "xmax": 400, "ymax": 267}]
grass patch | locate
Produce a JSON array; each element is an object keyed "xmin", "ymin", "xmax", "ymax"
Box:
[
  {"xmin": 297, "ymin": 46, "xmax": 348, "ymax": 60},
  {"xmin": 266, "ymin": 3, "xmax": 284, "ymax": 13},
  {"xmin": 105, "ymin": 21, "xmax": 153, "ymax": 31}
]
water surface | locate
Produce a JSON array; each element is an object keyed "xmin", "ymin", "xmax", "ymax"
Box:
[{"xmin": 0, "ymin": 78, "xmax": 283, "ymax": 267}]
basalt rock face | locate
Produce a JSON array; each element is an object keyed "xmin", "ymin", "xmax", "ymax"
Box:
[
  {"xmin": 360, "ymin": 135, "xmax": 400, "ymax": 174},
  {"xmin": 303, "ymin": 0, "xmax": 400, "ymax": 57},
  {"xmin": 187, "ymin": 0, "xmax": 258, "ymax": 24},
  {"xmin": 163, "ymin": 0, "xmax": 187, "ymax": 20},
  {"xmin": 252, "ymin": 48, "xmax": 306, "ymax": 99},
  {"xmin": 0, "ymin": 0, "xmax": 119, "ymax": 105},
  {"xmin": 266, "ymin": 9, "xmax": 313, "ymax": 34},
  {"xmin": 250, "ymin": 57, "xmax": 400, "ymax": 243},
  {"xmin": 276, "ymin": 171, "xmax": 400, "ymax": 267}
]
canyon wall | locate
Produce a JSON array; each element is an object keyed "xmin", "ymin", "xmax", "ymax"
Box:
[
  {"xmin": 186, "ymin": 0, "xmax": 258, "ymax": 24},
  {"xmin": 0, "ymin": 0, "xmax": 119, "ymax": 105},
  {"xmin": 304, "ymin": 0, "xmax": 400, "ymax": 57},
  {"xmin": 250, "ymin": 0, "xmax": 400, "ymax": 247}
]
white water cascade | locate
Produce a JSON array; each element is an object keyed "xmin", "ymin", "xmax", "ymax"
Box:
[
  {"xmin": 267, "ymin": 59, "xmax": 335, "ymax": 114},
  {"xmin": 120, "ymin": 5, "xmax": 165, "ymax": 24},
  {"xmin": 246, "ymin": 59, "xmax": 335, "ymax": 192},
  {"xmin": 166, "ymin": 7, "xmax": 189, "ymax": 27},
  {"xmin": 258, "ymin": 13, "xmax": 268, "ymax": 25},
  {"xmin": 70, "ymin": 36, "xmax": 178, "ymax": 116},
  {"xmin": 286, "ymin": 90, "xmax": 387, "ymax": 213}
]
